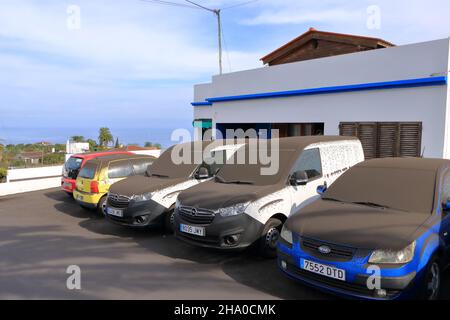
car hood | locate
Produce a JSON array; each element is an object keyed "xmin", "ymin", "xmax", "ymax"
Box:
[
  {"xmin": 286, "ymin": 199, "xmax": 433, "ymax": 250},
  {"xmin": 109, "ymin": 175, "xmax": 187, "ymax": 197},
  {"xmin": 177, "ymin": 180, "xmax": 276, "ymax": 210}
]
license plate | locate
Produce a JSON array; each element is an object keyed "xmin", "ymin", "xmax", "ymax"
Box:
[
  {"xmin": 107, "ymin": 207, "xmax": 123, "ymax": 217},
  {"xmin": 76, "ymin": 194, "xmax": 83, "ymax": 201},
  {"xmin": 63, "ymin": 182, "xmax": 72, "ymax": 189},
  {"xmin": 180, "ymin": 224, "xmax": 205, "ymax": 237},
  {"xmin": 301, "ymin": 259, "xmax": 346, "ymax": 281}
]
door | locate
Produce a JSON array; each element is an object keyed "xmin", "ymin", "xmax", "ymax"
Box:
[
  {"xmin": 288, "ymin": 148, "xmax": 326, "ymax": 215},
  {"xmin": 440, "ymin": 170, "xmax": 450, "ymax": 257}
]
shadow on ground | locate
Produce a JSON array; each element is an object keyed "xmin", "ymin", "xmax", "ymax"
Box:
[{"xmin": 30, "ymin": 189, "xmax": 450, "ymax": 299}]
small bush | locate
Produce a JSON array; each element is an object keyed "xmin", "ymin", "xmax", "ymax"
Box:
[{"xmin": 0, "ymin": 167, "xmax": 7, "ymax": 182}]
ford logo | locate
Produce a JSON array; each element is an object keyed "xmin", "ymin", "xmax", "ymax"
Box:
[{"xmin": 318, "ymin": 245, "xmax": 331, "ymax": 254}]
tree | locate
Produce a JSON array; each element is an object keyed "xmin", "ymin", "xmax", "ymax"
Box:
[
  {"xmin": 98, "ymin": 127, "xmax": 113, "ymax": 147},
  {"xmin": 154, "ymin": 143, "xmax": 162, "ymax": 149},
  {"xmin": 115, "ymin": 137, "xmax": 120, "ymax": 148},
  {"xmin": 144, "ymin": 142, "xmax": 153, "ymax": 147},
  {"xmin": 0, "ymin": 143, "xmax": 4, "ymax": 162},
  {"xmin": 71, "ymin": 135, "xmax": 85, "ymax": 142},
  {"xmin": 86, "ymin": 139, "xmax": 98, "ymax": 151}
]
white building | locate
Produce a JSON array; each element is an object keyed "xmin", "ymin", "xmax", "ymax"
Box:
[{"xmin": 192, "ymin": 29, "xmax": 450, "ymax": 159}]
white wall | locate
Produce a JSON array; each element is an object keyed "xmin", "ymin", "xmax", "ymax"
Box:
[
  {"xmin": 6, "ymin": 165, "xmax": 63, "ymax": 182},
  {"xmin": 193, "ymin": 38, "xmax": 450, "ymax": 158},
  {"xmin": 0, "ymin": 177, "xmax": 61, "ymax": 197}
]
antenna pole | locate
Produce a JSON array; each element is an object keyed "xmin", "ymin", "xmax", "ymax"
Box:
[{"xmin": 215, "ymin": 9, "xmax": 222, "ymax": 75}]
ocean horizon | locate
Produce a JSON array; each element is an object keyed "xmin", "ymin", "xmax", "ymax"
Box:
[{"xmin": 0, "ymin": 126, "xmax": 194, "ymax": 148}]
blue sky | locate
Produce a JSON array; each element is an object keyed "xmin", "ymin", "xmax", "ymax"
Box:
[{"xmin": 1, "ymin": 0, "xmax": 450, "ymax": 146}]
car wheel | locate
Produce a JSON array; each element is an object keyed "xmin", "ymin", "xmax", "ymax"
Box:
[
  {"xmin": 98, "ymin": 196, "xmax": 107, "ymax": 216},
  {"xmin": 164, "ymin": 209, "xmax": 175, "ymax": 233},
  {"xmin": 259, "ymin": 218, "xmax": 283, "ymax": 258},
  {"xmin": 421, "ymin": 255, "xmax": 441, "ymax": 300}
]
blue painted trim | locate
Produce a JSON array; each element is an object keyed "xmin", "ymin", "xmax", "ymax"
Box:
[
  {"xmin": 191, "ymin": 101, "xmax": 213, "ymax": 106},
  {"xmin": 191, "ymin": 76, "xmax": 447, "ymax": 106}
]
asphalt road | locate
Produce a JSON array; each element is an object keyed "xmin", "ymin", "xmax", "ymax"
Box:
[{"xmin": 0, "ymin": 188, "xmax": 449, "ymax": 300}]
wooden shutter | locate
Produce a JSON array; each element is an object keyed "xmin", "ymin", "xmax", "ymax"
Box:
[
  {"xmin": 399, "ymin": 122, "xmax": 422, "ymax": 157},
  {"xmin": 340, "ymin": 122, "xmax": 377, "ymax": 159},
  {"xmin": 377, "ymin": 122, "xmax": 399, "ymax": 158},
  {"xmin": 339, "ymin": 122, "xmax": 422, "ymax": 159}
]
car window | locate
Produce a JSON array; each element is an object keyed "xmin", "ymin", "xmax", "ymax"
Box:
[
  {"xmin": 441, "ymin": 171, "xmax": 450, "ymax": 200},
  {"xmin": 79, "ymin": 162, "xmax": 97, "ymax": 179},
  {"xmin": 132, "ymin": 158, "xmax": 153, "ymax": 175},
  {"xmin": 65, "ymin": 157, "xmax": 83, "ymax": 170},
  {"xmin": 108, "ymin": 160, "xmax": 133, "ymax": 179},
  {"xmin": 291, "ymin": 148, "xmax": 322, "ymax": 180}
]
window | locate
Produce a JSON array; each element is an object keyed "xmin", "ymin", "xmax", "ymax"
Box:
[
  {"xmin": 441, "ymin": 171, "xmax": 450, "ymax": 200},
  {"xmin": 292, "ymin": 148, "xmax": 322, "ymax": 180},
  {"xmin": 108, "ymin": 160, "xmax": 133, "ymax": 179},
  {"xmin": 79, "ymin": 162, "xmax": 97, "ymax": 179},
  {"xmin": 132, "ymin": 158, "xmax": 153, "ymax": 175},
  {"xmin": 339, "ymin": 122, "xmax": 422, "ymax": 159}
]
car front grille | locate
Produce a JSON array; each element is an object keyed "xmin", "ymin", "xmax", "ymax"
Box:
[
  {"xmin": 178, "ymin": 205, "xmax": 216, "ymax": 225},
  {"xmin": 300, "ymin": 237, "xmax": 356, "ymax": 262},
  {"xmin": 107, "ymin": 193, "xmax": 131, "ymax": 209}
]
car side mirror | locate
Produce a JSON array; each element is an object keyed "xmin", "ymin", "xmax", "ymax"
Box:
[
  {"xmin": 195, "ymin": 167, "xmax": 210, "ymax": 180},
  {"xmin": 290, "ymin": 170, "xmax": 309, "ymax": 186},
  {"xmin": 317, "ymin": 184, "xmax": 327, "ymax": 195},
  {"xmin": 442, "ymin": 197, "xmax": 450, "ymax": 212}
]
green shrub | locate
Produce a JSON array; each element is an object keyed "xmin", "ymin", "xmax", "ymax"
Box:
[{"xmin": 0, "ymin": 167, "xmax": 7, "ymax": 182}]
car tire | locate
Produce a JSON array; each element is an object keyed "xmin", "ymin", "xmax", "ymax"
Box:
[
  {"xmin": 97, "ymin": 195, "xmax": 107, "ymax": 216},
  {"xmin": 420, "ymin": 254, "xmax": 441, "ymax": 300},
  {"xmin": 65, "ymin": 191, "xmax": 73, "ymax": 197},
  {"xmin": 258, "ymin": 217, "xmax": 283, "ymax": 258},
  {"xmin": 164, "ymin": 209, "xmax": 175, "ymax": 233}
]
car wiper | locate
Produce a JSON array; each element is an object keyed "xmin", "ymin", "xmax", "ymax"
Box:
[
  {"xmin": 151, "ymin": 173, "xmax": 169, "ymax": 178},
  {"xmin": 321, "ymin": 197, "xmax": 345, "ymax": 202},
  {"xmin": 352, "ymin": 201, "xmax": 390, "ymax": 209},
  {"xmin": 223, "ymin": 180, "xmax": 254, "ymax": 185}
]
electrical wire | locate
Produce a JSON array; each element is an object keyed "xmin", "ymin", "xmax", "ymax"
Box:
[
  {"xmin": 138, "ymin": 0, "xmax": 201, "ymax": 10},
  {"xmin": 221, "ymin": 0, "xmax": 260, "ymax": 10}
]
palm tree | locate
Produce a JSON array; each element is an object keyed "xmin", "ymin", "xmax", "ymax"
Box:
[{"xmin": 98, "ymin": 127, "xmax": 113, "ymax": 147}]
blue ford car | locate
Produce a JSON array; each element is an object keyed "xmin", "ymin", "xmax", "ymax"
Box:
[{"xmin": 278, "ymin": 158, "xmax": 450, "ymax": 300}]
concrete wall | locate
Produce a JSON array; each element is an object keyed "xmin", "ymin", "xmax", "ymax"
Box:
[
  {"xmin": 1, "ymin": 165, "xmax": 63, "ymax": 196},
  {"xmin": 193, "ymin": 38, "xmax": 450, "ymax": 158}
]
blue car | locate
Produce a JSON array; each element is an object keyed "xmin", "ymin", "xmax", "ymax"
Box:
[{"xmin": 278, "ymin": 158, "xmax": 450, "ymax": 300}]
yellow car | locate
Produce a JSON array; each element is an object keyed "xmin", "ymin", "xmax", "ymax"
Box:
[{"xmin": 73, "ymin": 154, "xmax": 154, "ymax": 213}]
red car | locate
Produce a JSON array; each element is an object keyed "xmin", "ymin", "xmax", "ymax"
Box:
[{"xmin": 61, "ymin": 150, "xmax": 132, "ymax": 195}]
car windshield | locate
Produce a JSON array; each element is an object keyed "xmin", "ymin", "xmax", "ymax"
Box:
[
  {"xmin": 323, "ymin": 166, "xmax": 437, "ymax": 213},
  {"xmin": 215, "ymin": 148, "xmax": 297, "ymax": 186},
  {"xmin": 65, "ymin": 157, "xmax": 83, "ymax": 170},
  {"xmin": 78, "ymin": 162, "xmax": 97, "ymax": 179},
  {"xmin": 146, "ymin": 147, "xmax": 200, "ymax": 179}
]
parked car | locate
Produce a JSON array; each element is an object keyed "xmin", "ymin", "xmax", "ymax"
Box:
[
  {"xmin": 174, "ymin": 136, "xmax": 364, "ymax": 257},
  {"xmin": 278, "ymin": 157, "xmax": 450, "ymax": 300},
  {"xmin": 104, "ymin": 141, "xmax": 244, "ymax": 232},
  {"xmin": 73, "ymin": 154, "xmax": 154, "ymax": 214},
  {"xmin": 61, "ymin": 150, "xmax": 131, "ymax": 195}
]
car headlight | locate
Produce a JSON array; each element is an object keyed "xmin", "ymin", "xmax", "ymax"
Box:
[
  {"xmin": 219, "ymin": 202, "xmax": 250, "ymax": 217},
  {"xmin": 280, "ymin": 224, "xmax": 293, "ymax": 245},
  {"xmin": 132, "ymin": 192, "xmax": 154, "ymax": 202},
  {"xmin": 369, "ymin": 241, "xmax": 416, "ymax": 264}
]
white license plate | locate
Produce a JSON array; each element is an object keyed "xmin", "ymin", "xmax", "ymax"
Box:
[
  {"xmin": 107, "ymin": 207, "xmax": 123, "ymax": 217},
  {"xmin": 180, "ymin": 224, "xmax": 205, "ymax": 237},
  {"xmin": 301, "ymin": 259, "xmax": 346, "ymax": 281},
  {"xmin": 76, "ymin": 194, "xmax": 83, "ymax": 201}
]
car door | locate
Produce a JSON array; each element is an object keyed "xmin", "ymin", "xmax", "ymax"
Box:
[
  {"xmin": 440, "ymin": 170, "xmax": 450, "ymax": 256},
  {"xmin": 288, "ymin": 148, "xmax": 326, "ymax": 216}
]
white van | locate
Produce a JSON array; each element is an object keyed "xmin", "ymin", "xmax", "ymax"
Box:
[
  {"xmin": 174, "ymin": 136, "xmax": 364, "ymax": 257},
  {"xmin": 104, "ymin": 140, "xmax": 244, "ymax": 231}
]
